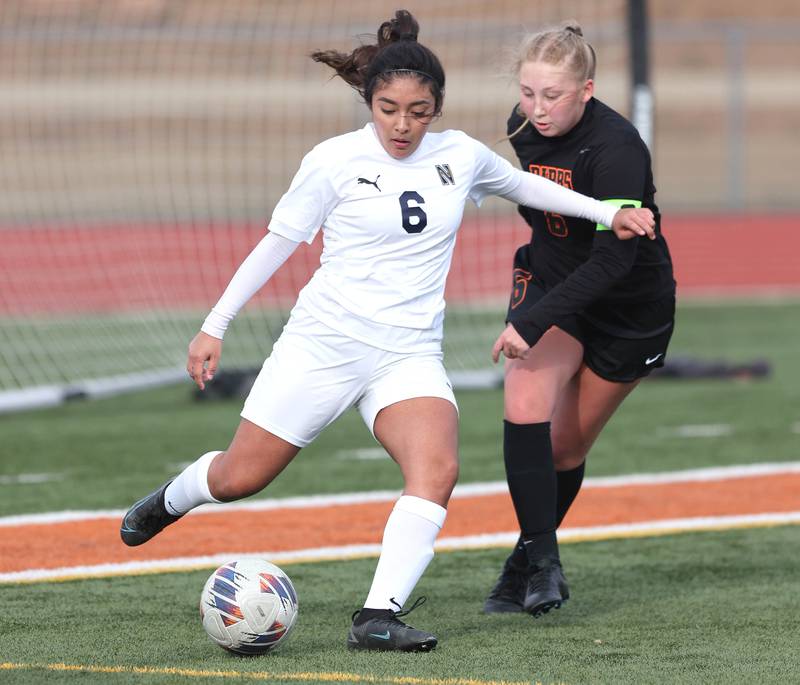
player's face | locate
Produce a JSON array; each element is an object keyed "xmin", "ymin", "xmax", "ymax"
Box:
[
  {"xmin": 518, "ymin": 60, "xmax": 593, "ymax": 137},
  {"xmin": 370, "ymin": 76, "xmax": 437, "ymax": 159}
]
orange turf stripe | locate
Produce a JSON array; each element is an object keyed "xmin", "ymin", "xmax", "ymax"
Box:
[{"xmin": 3, "ymin": 473, "xmax": 799, "ymax": 574}]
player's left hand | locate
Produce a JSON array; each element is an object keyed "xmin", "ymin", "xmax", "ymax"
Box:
[
  {"xmin": 492, "ymin": 323, "xmax": 531, "ymax": 362},
  {"xmin": 611, "ymin": 207, "xmax": 656, "ymax": 240}
]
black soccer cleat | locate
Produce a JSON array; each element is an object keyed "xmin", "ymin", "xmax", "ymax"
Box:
[
  {"xmin": 523, "ymin": 557, "xmax": 570, "ymax": 617},
  {"xmin": 120, "ymin": 480, "xmax": 182, "ymax": 546},
  {"xmin": 347, "ymin": 598, "xmax": 437, "ymax": 652},
  {"xmin": 484, "ymin": 556, "xmax": 530, "ymax": 613}
]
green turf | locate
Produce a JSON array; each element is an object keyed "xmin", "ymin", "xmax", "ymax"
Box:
[
  {"xmin": 1, "ymin": 300, "xmax": 799, "ymax": 684},
  {"xmin": 1, "ymin": 300, "xmax": 798, "ymax": 516},
  {"xmin": 1, "ymin": 526, "xmax": 799, "ymax": 684},
  {"xmin": 0, "ymin": 305, "xmax": 502, "ymax": 391}
]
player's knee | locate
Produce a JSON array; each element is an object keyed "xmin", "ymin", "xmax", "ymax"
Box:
[
  {"xmin": 552, "ymin": 437, "xmax": 589, "ymax": 470},
  {"xmin": 429, "ymin": 455, "xmax": 459, "ymax": 493},
  {"xmin": 504, "ymin": 395, "xmax": 554, "ymax": 424},
  {"xmin": 407, "ymin": 454, "xmax": 458, "ymax": 502}
]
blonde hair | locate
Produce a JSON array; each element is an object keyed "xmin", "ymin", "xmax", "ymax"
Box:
[
  {"xmin": 514, "ymin": 21, "xmax": 596, "ymax": 81},
  {"xmin": 500, "ymin": 22, "xmax": 596, "ymax": 144}
]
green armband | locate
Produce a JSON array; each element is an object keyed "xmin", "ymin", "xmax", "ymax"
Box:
[{"xmin": 596, "ymin": 198, "xmax": 642, "ymax": 231}]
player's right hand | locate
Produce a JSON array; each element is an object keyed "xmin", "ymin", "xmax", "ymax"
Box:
[
  {"xmin": 187, "ymin": 331, "xmax": 223, "ymax": 390},
  {"xmin": 492, "ymin": 323, "xmax": 531, "ymax": 363},
  {"xmin": 611, "ymin": 207, "xmax": 655, "ymax": 240}
]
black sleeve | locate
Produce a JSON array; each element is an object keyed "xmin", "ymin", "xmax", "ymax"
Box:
[
  {"xmin": 592, "ymin": 140, "xmax": 648, "ymax": 205},
  {"xmin": 509, "ymin": 231, "xmax": 639, "ymax": 347}
]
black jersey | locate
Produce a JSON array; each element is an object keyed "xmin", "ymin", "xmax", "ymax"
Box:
[{"xmin": 507, "ymin": 98, "xmax": 675, "ymax": 343}]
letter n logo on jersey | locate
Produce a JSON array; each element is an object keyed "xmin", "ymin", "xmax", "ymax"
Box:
[{"xmin": 436, "ymin": 164, "xmax": 455, "ymax": 185}]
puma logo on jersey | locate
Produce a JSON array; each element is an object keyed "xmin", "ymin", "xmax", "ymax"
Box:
[
  {"xmin": 436, "ymin": 163, "xmax": 455, "ymax": 186},
  {"xmin": 357, "ymin": 175, "xmax": 381, "ymax": 192}
]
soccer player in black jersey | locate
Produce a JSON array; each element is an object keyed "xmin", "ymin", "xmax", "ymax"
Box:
[{"xmin": 485, "ymin": 23, "xmax": 676, "ymax": 617}]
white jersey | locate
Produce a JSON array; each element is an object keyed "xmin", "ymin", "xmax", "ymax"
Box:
[{"xmin": 269, "ymin": 123, "xmax": 520, "ymax": 352}]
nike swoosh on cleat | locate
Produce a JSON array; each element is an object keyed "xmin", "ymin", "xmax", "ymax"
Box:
[{"xmin": 368, "ymin": 631, "xmax": 391, "ymax": 640}]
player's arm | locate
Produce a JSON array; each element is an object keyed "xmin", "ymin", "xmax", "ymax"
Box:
[
  {"xmin": 469, "ymin": 138, "xmax": 654, "ymax": 239},
  {"xmin": 187, "ymin": 232, "xmax": 299, "ymax": 389},
  {"xmin": 500, "ymin": 169, "xmax": 654, "ymax": 239},
  {"xmin": 188, "ymin": 143, "xmax": 338, "ymax": 388}
]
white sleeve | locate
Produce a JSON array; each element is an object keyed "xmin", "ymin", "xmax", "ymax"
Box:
[
  {"xmin": 468, "ymin": 138, "xmax": 522, "ymax": 206},
  {"xmin": 502, "ymin": 169, "xmax": 618, "ymax": 228},
  {"xmin": 468, "ymin": 137, "xmax": 618, "ymax": 228},
  {"xmin": 200, "ymin": 232, "xmax": 300, "ymax": 339},
  {"xmin": 268, "ymin": 144, "xmax": 340, "ymax": 244}
]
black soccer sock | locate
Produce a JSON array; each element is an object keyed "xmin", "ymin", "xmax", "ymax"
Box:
[
  {"xmin": 508, "ymin": 464, "xmax": 586, "ymax": 566},
  {"xmin": 509, "ymin": 535, "xmax": 527, "ymax": 568},
  {"xmin": 556, "ymin": 461, "xmax": 586, "ymax": 527},
  {"xmin": 503, "ymin": 420, "xmax": 558, "ymax": 563}
]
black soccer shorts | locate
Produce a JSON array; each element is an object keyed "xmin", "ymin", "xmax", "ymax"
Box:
[{"xmin": 506, "ymin": 251, "xmax": 675, "ymax": 384}]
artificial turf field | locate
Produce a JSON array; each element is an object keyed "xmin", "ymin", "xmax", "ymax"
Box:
[
  {"xmin": 2, "ymin": 527, "xmax": 799, "ymax": 685},
  {"xmin": 1, "ymin": 300, "xmax": 799, "ymax": 684}
]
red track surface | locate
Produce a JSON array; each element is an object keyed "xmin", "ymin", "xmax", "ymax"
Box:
[{"xmin": 1, "ymin": 215, "xmax": 798, "ymax": 315}]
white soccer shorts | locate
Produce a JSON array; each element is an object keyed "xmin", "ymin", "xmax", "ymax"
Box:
[{"xmin": 240, "ymin": 309, "xmax": 457, "ymax": 448}]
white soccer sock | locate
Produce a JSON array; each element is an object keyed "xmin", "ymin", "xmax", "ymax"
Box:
[
  {"xmin": 163, "ymin": 451, "xmax": 222, "ymax": 515},
  {"xmin": 363, "ymin": 495, "xmax": 447, "ymax": 611}
]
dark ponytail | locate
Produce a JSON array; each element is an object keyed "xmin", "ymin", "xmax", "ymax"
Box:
[{"xmin": 311, "ymin": 9, "xmax": 445, "ymax": 114}]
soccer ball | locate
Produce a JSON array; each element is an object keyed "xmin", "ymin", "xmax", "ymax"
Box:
[{"xmin": 200, "ymin": 558, "xmax": 298, "ymax": 655}]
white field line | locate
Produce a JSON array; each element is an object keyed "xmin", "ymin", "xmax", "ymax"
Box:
[
  {"xmin": 2, "ymin": 461, "xmax": 799, "ymax": 529},
  {"xmin": 0, "ymin": 473, "xmax": 63, "ymax": 485},
  {"xmin": 2, "ymin": 511, "xmax": 799, "ymax": 585},
  {"xmin": 334, "ymin": 447, "xmax": 390, "ymax": 461},
  {"xmin": 656, "ymin": 424, "xmax": 733, "ymax": 438}
]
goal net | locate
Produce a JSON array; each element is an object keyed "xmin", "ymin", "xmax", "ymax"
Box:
[{"xmin": 0, "ymin": 0, "xmax": 629, "ymax": 411}]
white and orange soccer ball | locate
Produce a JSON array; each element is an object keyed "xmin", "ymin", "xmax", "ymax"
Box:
[{"xmin": 200, "ymin": 558, "xmax": 299, "ymax": 655}]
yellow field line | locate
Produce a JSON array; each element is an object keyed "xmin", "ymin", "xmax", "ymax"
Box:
[{"xmin": 0, "ymin": 662, "xmax": 538, "ymax": 685}]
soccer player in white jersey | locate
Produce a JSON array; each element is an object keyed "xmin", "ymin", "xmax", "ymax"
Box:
[{"xmin": 120, "ymin": 10, "xmax": 655, "ymax": 652}]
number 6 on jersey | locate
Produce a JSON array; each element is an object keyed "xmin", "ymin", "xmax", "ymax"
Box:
[{"xmin": 399, "ymin": 191, "xmax": 427, "ymax": 233}]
